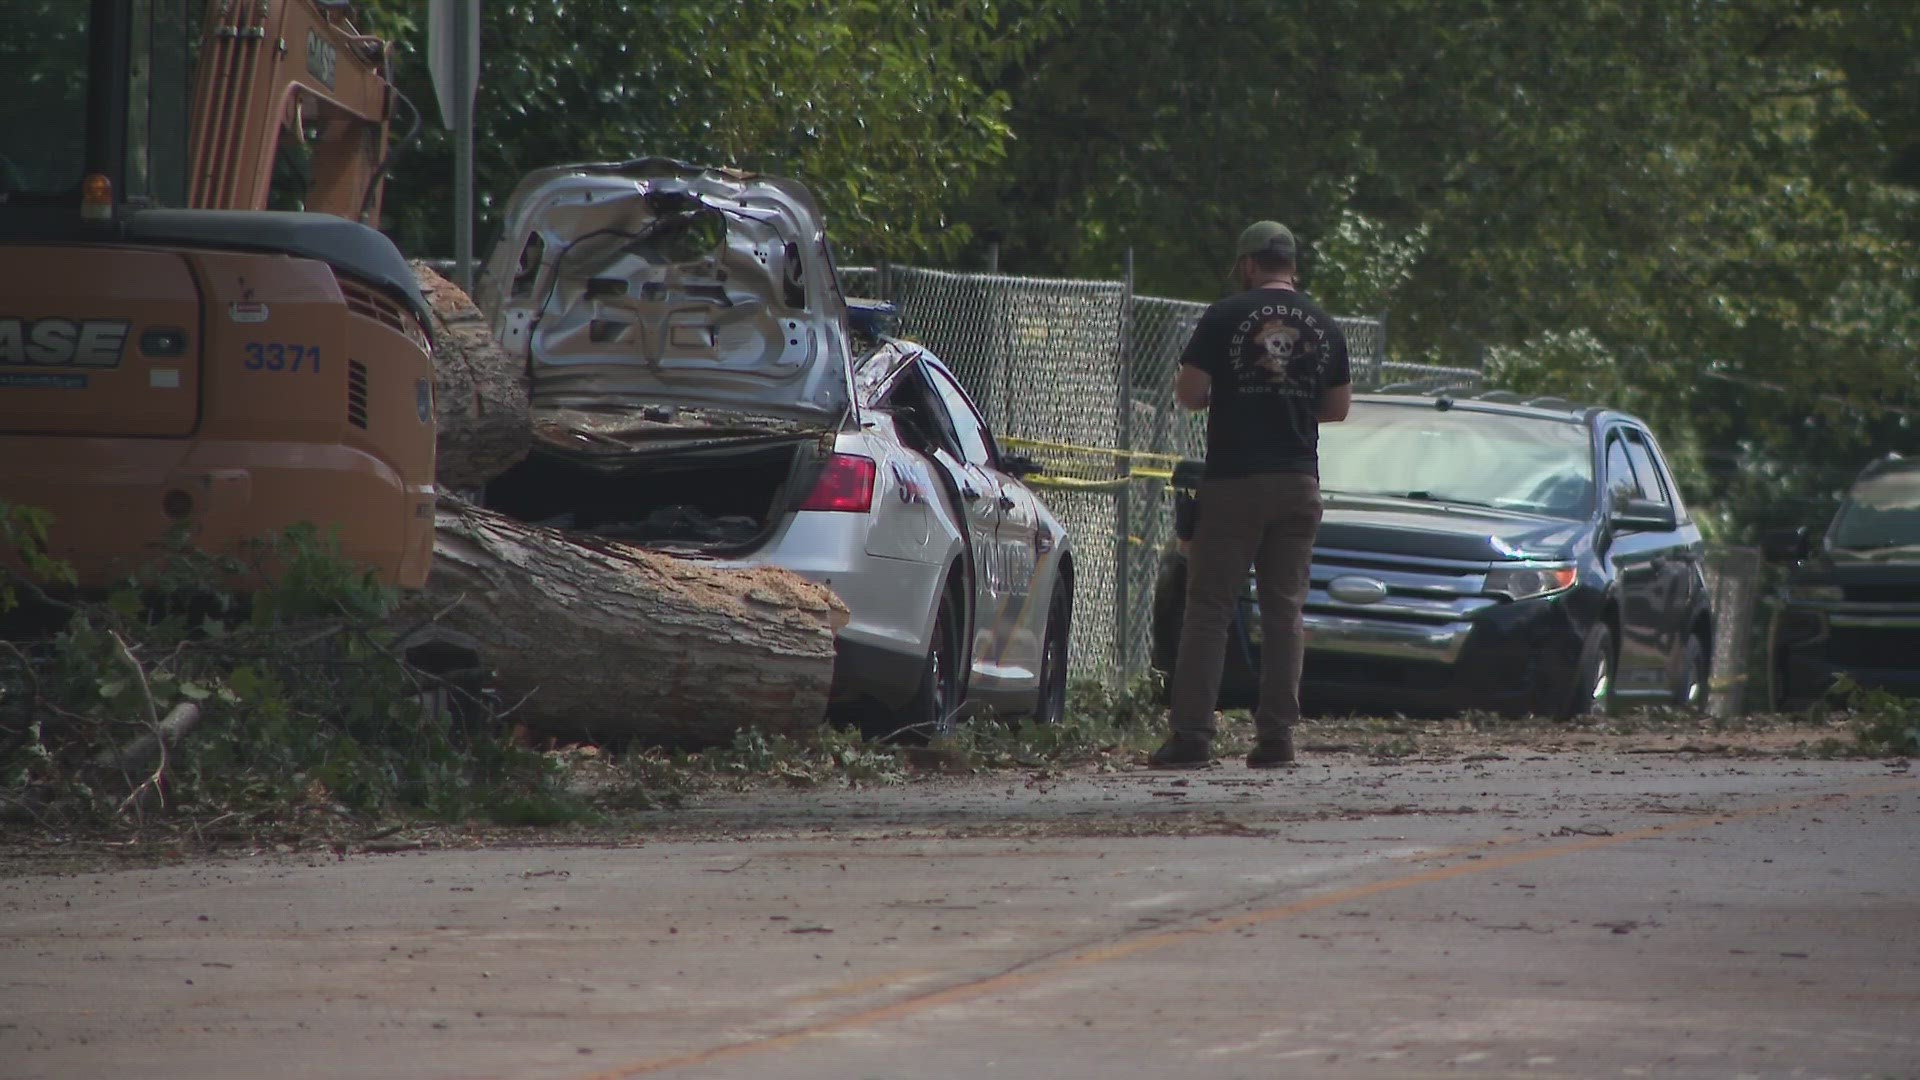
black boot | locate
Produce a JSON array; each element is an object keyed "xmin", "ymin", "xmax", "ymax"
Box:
[
  {"xmin": 1147, "ymin": 732, "xmax": 1215, "ymax": 769},
  {"xmin": 1246, "ymin": 728, "xmax": 1296, "ymax": 768}
]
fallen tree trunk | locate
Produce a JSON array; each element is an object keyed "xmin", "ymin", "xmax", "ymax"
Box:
[
  {"xmin": 411, "ymin": 261, "xmax": 530, "ymax": 494},
  {"xmin": 404, "ymin": 499, "xmax": 847, "ymax": 746}
]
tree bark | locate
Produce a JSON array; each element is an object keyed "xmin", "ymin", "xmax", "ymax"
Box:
[
  {"xmin": 411, "ymin": 261, "xmax": 530, "ymax": 494},
  {"xmin": 405, "ymin": 499, "xmax": 848, "ymax": 746}
]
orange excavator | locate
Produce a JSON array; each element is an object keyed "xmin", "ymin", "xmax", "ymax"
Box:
[{"xmin": 0, "ymin": 0, "xmax": 436, "ymax": 595}]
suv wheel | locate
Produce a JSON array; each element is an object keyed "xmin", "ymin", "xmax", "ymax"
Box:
[
  {"xmin": 1563, "ymin": 624, "xmax": 1616, "ymax": 719},
  {"xmin": 1674, "ymin": 633, "xmax": 1710, "ymax": 713}
]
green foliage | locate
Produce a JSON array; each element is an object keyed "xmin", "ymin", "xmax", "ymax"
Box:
[
  {"xmin": 603, "ymin": 676, "xmax": 1166, "ymax": 793},
  {"xmin": 1823, "ymin": 677, "xmax": 1920, "ymax": 757},
  {"xmin": 0, "ymin": 502, "xmax": 77, "ymax": 611},
  {"xmin": 0, "ymin": 514, "xmax": 577, "ymax": 831},
  {"xmin": 352, "ymin": 0, "xmax": 1071, "ymax": 263},
  {"xmin": 964, "ymin": 0, "xmax": 1919, "ymax": 538},
  {"xmin": 932, "ymin": 676, "xmax": 1165, "ymax": 769},
  {"xmin": 619, "ymin": 724, "xmax": 909, "ymax": 791}
]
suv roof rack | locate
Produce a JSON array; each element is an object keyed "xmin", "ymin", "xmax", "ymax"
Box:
[{"xmin": 1365, "ymin": 384, "xmax": 1598, "ymax": 415}]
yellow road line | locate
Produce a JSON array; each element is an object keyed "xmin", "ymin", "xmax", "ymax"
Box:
[{"xmin": 572, "ymin": 777, "xmax": 1915, "ymax": 1080}]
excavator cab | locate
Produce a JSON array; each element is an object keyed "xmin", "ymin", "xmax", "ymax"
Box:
[{"xmin": 0, "ymin": 0, "xmax": 438, "ymax": 594}]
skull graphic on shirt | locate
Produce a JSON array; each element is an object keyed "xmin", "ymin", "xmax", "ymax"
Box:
[{"xmin": 1249, "ymin": 320, "xmax": 1311, "ymax": 384}]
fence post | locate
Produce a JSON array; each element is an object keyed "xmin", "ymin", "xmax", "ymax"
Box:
[
  {"xmin": 1375, "ymin": 309, "xmax": 1390, "ymax": 384},
  {"xmin": 1113, "ymin": 248, "xmax": 1135, "ymax": 685}
]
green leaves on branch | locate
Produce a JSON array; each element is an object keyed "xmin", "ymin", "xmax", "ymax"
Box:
[
  {"xmin": 356, "ymin": 0, "xmax": 1070, "ymax": 262},
  {"xmin": 0, "ymin": 509, "xmax": 567, "ymax": 828}
]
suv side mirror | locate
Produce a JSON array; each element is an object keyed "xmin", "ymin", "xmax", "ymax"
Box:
[
  {"xmin": 1760, "ymin": 526, "xmax": 1812, "ymax": 563},
  {"xmin": 1611, "ymin": 497, "xmax": 1677, "ymax": 532}
]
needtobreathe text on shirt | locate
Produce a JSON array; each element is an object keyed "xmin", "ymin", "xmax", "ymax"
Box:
[{"xmin": 1178, "ymin": 288, "xmax": 1350, "ymax": 479}]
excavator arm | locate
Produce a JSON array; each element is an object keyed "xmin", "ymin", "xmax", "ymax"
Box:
[{"xmin": 188, "ymin": 0, "xmax": 398, "ymax": 225}]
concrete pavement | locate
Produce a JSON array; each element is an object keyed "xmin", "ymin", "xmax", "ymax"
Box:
[{"xmin": 3, "ymin": 753, "xmax": 1915, "ymax": 1079}]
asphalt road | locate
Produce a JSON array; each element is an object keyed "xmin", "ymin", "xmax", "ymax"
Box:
[{"xmin": 3, "ymin": 753, "xmax": 1916, "ymax": 1080}]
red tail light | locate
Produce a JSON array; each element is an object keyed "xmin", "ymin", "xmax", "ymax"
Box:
[{"xmin": 799, "ymin": 454, "xmax": 876, "ymax": 513}]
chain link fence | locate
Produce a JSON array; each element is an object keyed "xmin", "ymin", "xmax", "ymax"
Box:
[
  {"xmin": 839, "ymin": 262, "xmax": 1770, "ymax": 710},
  {"xmin": 843, "ymin": 266, "xmax": 1402, "ymax": 682}
]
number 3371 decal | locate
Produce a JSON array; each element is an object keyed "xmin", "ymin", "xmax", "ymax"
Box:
[{"xmin": 243, "ymin": 343, "xmax": 321, "ymax": 372}]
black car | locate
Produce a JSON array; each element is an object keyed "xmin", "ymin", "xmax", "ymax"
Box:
[
  {"xmin": 1152, "ymin": 391, "xmax": 1714, "ymax": 718},
  {"xmin": 1762, "ymin": 453, "xmax": 1920, "ymax": 709}
]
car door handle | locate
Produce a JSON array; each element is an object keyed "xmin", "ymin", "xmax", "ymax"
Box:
[
  {"xmin": 962, "ymin": 485, "xmax": 982, "ymax": 501},
  {"xmin": 998, "ymin": 495, "xmax": 1017, "ymax": 511}
]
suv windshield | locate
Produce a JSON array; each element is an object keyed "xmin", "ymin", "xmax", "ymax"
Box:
[
  {"xmin": 0, "ymin": 3, "xmax": 90, "ymax": 198},
  {"xmin": 1318, "ymin": 403, "xmax": 1595, "ymax": 519},
  {"xmin": 1830, "ymin": 465, "xmax": 1920, "ymax": 553}
]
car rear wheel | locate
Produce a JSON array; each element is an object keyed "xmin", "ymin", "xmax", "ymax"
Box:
[
  {"xmin": 896, "ymin": 597, "xmax": 962, "ymax": 739},
  {"xmin": 1033, "ymin": 580, "xmax": 1071, "ymax": 725},
  {"xmin": 1673, "ymin": 633, "xmax": 1710, "ymax": 713},
  {"xmin": 1562, "ymin": 623, "xmax": 1616, "ymax": 720}
]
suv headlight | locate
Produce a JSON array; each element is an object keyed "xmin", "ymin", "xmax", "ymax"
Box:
[
  {"xmin": 1786, "ymin": 584, "xmax": 1843, "ymax": 603},
  {"xmin": 1485, "ymin": 563, "xmax": 1578, "ymax": 601}
]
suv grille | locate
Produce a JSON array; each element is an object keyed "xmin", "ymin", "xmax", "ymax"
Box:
[{"xmin": 1306, "ymin": 547, "xmax": 1497, "ymax": 625}]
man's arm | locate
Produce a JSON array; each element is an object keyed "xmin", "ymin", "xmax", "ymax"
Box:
[
  {"xmin": 1318, "ymin": 318, "xmax": 1352, "ymax": 421},
  {"xmin": 1318, "ymin": 383, "xmax": 1352, "ymax": 422},
  {"xmin": 1175, "ymin": 363, "xmax": 1211, "ymax": 411},
  {"xmin": 1174, "ymin": 307, "xmax": 1220, "ymax": 411}
]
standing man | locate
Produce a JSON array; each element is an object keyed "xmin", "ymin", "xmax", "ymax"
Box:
[{"xmin": 1149, "ymin": 221, "xmax": 1351, "ymax": 769}]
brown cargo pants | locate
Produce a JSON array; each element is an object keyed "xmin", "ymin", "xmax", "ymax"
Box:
[{"xmin": 1168, "ymin": 472, "xmax": 1323, "ymax": 740}]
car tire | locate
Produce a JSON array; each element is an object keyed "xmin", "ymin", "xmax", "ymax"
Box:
[
  {"xmin": 1033, "ymin": 579, "xmax": 1072, "ymax": 725},
  {"xmin": 896, "ymin": 596, "xmax": 963, "ymax": 739},
  {"xmin": 1673, "ymin": 632, "xmax": 1710, "ymax": 713},
  {"xmin": 1562, "ymin": 623, "xmax": 1616, "ymax": 720}
]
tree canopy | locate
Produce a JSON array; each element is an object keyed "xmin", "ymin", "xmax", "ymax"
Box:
[
  {"xmin": 347, "ymin": 0, "xmax": 1915, "ymax": 536},
  {"xmin": 354, "ymin": 0, "xmax": 1065, "ymax": 261},
  {"xmin": 964, "ymin": 0, "xmax": 1918, "ymax": 536}
]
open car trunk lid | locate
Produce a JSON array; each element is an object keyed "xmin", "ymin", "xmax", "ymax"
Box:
[{"xmin": 473, "ymin": 157, "xmax": 854, "ymax": 429}]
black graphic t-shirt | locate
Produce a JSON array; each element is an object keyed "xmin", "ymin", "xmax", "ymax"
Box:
[{"xmin": 1178, "ymin": 286, "xmax": 1351, "ymax": 479}]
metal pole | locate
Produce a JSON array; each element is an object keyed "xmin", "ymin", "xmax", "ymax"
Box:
[
  {"xmin": 452, "ymin": 0, "xmax": 474, "ymax": 293},
  {"xmin": 1375, "ymin": 308, "xmax": 1390, "ymax": 387},
  {"xmin": 1113, "ymin": 248, "xmax": 1135, "ymax": 684}
]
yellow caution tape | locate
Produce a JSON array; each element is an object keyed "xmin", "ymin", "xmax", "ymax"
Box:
[
  {"xmin": 1001, "ymin": 434, "xmax": 1189, "ymax": 470},
  {"xmin": 1001, "ymin": 435, "xmax": 1192, "ymax": 490}
]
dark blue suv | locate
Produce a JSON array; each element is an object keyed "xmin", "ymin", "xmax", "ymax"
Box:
[
  {"xmin": 1152, "ymin": 391, "xmax": 1715, "ymax": 718},
  {"xmin": 1762, "ymin": 453, "xmax": 1920, "ymax": 709}
]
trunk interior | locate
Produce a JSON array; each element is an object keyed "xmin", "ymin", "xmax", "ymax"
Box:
[{"xmin": 482, "ymin": 436, "xmax": 823, "ymax": 554}]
